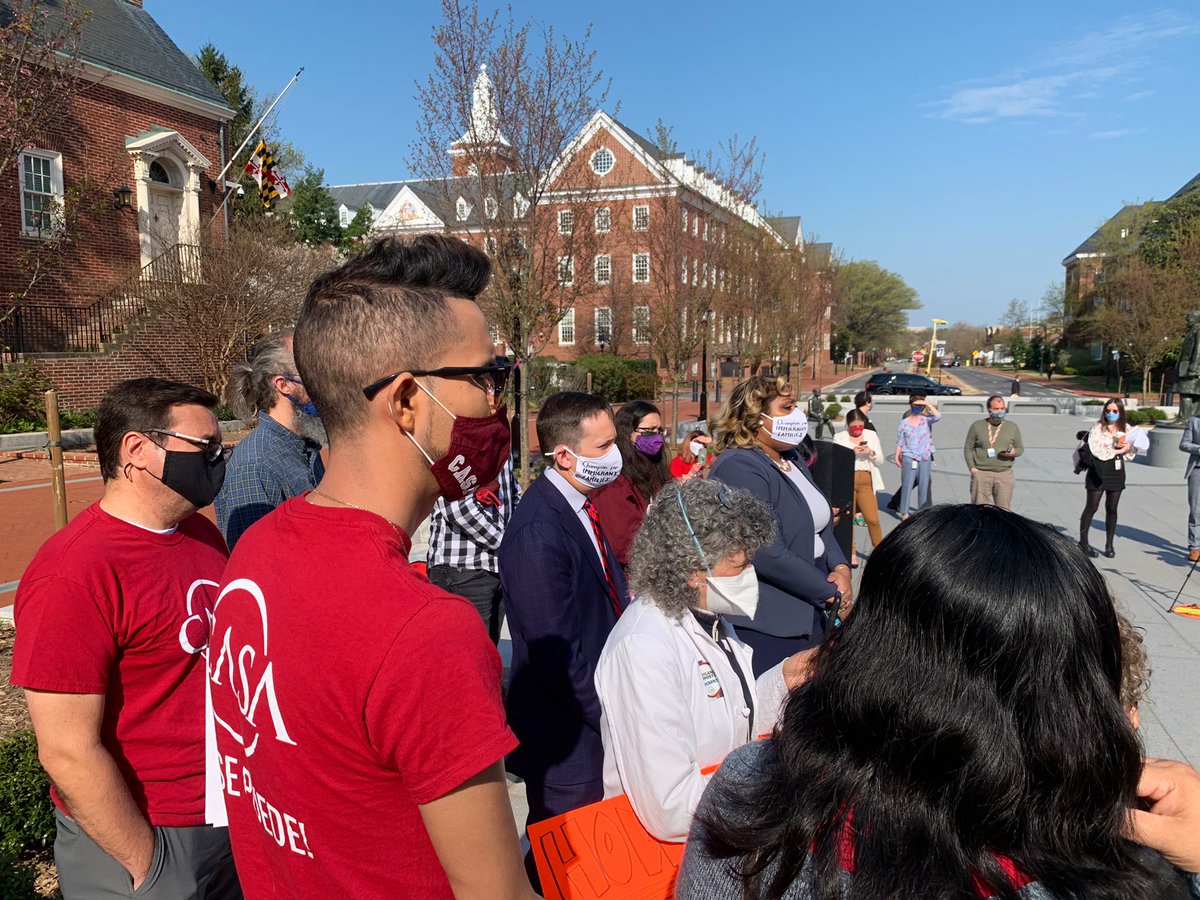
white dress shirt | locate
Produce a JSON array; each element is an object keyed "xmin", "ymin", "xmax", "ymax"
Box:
[{"xmin": 544, "ymin": 467, "xmax": 604, "ymax": 564}]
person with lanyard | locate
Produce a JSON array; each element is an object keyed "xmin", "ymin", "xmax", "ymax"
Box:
[
  {"xmin": 594, "ymin": 479, "xmax": 814, "ymax": 843},
  {"xmin": 708, "ymin": 376, "xmax": 853, "ymax": 676},
  {"xmin": 498, "ymin": 391, "xmax": 628, "ymax": 887},
  {"xmin": 964, "ymin": 395, "xmax": 1024, "ymax": 510},
  {"xmin": 590, "ymin": 400, "xmax": 673, "ymax": 571},
  {"xmin": 834, "ymin": 409, "xmax": 884, "ymax": 566},
  {"xmin": 894, "ymin": 391, "xmax": 941, "ymax": 519},
  {"xmin": 671, "ymin": 429, "xmax": 713, "ymax": 480},
  {"xmin": 1077, "ymin": 397, "xmax": 1148, "ymax": 558}
]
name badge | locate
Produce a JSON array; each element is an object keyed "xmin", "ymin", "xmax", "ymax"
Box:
[
  {"xmin": 698, "ymin": 661, "xmax": 723, "ymax": 699},
  {"xmin": 987, "ymin": 448, "xmax": 997, "ymax": 458},
  {"xmin": 911, "ymin": 460, "xmax": 919, "ymax": 470}
]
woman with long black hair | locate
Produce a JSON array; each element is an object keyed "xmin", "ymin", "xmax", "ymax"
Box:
[
  {"xmin": 1078, "ymin": 397, "xmax": 1149, "ymax": 558},
  {"xmin": 679, "ymin": 504, "xmax": 1199, "ymax": 900},
  {"xmin": 590, "ymin": 399, "xmax": 673, "ymax": 570}
]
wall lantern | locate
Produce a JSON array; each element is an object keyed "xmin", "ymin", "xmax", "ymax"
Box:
[{"xmin": 112, "ymin": 184, "xmax": 134, "ymax": 210}]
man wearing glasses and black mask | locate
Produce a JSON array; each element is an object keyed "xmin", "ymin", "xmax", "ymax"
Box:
[
  {"xmin": 12, "ymin": 378, "xmax": 240, "ymax": 899},
  {"xmin": 208, "ymin": 235, "xmax": 534, "ymax": 899}
]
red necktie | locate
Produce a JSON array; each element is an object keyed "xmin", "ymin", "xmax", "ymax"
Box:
[{"xmin": 583, "ymin": 498, "xmax": 623, "ymax": 617}]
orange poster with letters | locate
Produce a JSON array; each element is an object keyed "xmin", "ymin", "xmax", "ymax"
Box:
[{"xmin": 528, "ymin": 794, "xmax": 685, "ymax": 900}]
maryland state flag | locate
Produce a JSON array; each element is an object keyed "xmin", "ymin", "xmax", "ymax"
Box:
[{"xmin": 243, "ymin": 140, "xmax": 292, "ymax": 209}]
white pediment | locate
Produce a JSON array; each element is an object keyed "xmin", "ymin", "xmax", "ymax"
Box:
[
  {"xmin": 125, "ymin": 128, "xmax": 212, "ymax": 169},
  {"xmin": 376, "ymin": 185, "xmax": 443, "ymax": 230}
]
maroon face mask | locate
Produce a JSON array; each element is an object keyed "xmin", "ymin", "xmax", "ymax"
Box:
[{"xmin": 405, "ymin": 383, "xmax": 512, "ymax": 502}]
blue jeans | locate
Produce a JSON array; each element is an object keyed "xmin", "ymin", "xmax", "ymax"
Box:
[{"xmin": 899, "ymin": 456, "xmax": 932, "ymax": 515}]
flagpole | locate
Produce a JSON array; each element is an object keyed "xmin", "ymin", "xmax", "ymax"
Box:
[
  {"xmin": 210, "ymin": 67, "xmax": 304, "ymax": 226},
  {"xmin": 214, "ymin": 66, "xmax": 304, "ymax": 188}
]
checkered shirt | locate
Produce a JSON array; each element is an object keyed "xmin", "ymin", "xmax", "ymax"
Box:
[
  {"xmin": 215, "ymin": 412, "xmax": 325, "ymax": 549},
  {"xmin": 427, "ymin": 458, "xmax": 521, "ymax": 573}
]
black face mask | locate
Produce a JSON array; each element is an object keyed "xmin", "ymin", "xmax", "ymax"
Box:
[{"xmin": 159, "ymin": 449, "xmax": 227, "ymax": 508}]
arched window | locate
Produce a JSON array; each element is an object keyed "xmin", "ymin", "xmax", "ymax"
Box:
[{"xmin": 149, "ymin": 160, "xmax": 177, "ymax": 185}]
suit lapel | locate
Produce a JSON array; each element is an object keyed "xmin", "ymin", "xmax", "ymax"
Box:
[{"xmin": 537, "ymin": 476, "xmax": 610, "ymax": 588}]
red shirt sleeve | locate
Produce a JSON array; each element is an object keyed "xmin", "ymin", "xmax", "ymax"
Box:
[
  {"xmin": 670, "ymin": 456, "xmax": 691, "ymax": 479},
  {"xmin": 11, "ymin": 574, "xmax": 116, "ymax": 695},
  {"xmin": 362, "ymin": 595, "xmax": 516, "ymax": 805}
]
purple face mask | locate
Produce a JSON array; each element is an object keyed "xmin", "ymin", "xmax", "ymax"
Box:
[{"xmin": 634, "ymin": 434, "xmax": 665, "ymax": 456}]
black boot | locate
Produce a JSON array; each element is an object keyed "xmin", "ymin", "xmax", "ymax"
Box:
[
  {"xmin": 1103, "ymin": 544, "xmax": 1116, "ymax": 558},
  {"xmin": 1080, "ymin": 541, "xmax": 1099, "ymax": 559}
]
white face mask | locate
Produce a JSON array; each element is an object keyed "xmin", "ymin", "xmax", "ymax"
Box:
[
  {"xmin": 689, "ymin": 440, "xmax": 707, "ymax": 458},
  {"xmin": 761, "ymin": 408, "xmax": 809, "ymax": 446},
  {"xmin": 705, "ymin": 565, "xmax": 760, "ymax": 618},
  {"xmin": 560, "ymin": 443, "xmax": 623, "ymax": 489}
]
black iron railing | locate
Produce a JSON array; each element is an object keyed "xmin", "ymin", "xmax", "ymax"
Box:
[{"xmin": 1, "ymin": 244, "xmax": 201, "ymax": 358}]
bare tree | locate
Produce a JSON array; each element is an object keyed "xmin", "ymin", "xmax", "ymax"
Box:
[
  {"xmin": 410, "ymin": 0, "xmax": 613, "ymax": 483},
  {"xmin": 148, "ymin": 219, "xmax": 336, "ymax": 398}
]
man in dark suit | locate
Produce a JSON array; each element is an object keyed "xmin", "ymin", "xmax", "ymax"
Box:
[
  {"xmin": 499, "ymin": 392, "xmax": 627, "ymax": 864},
  {"xmin": 1180, "ymin": 413, "xmax": 1200, "ymax": 562}
]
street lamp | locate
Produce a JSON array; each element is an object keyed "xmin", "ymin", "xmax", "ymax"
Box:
[
  {"xmin": 926, "ymin": 318, "xmax": 947, "ymax": 377},
  {"xmin": 699, "ymin": 308, "xmax": 714, "ymax": 422}
]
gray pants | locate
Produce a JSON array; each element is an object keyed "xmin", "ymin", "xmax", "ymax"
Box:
[
  {"xmin": 899, "ymin": 457, "xmax": 932, "ymax": 514},
  {"xmin": 55, "ymin": 810, "xmax": 241, "ymax": 900},
  {"xmin": 1189, "ymin": 469, "xmax": 1200, "ymax": 550}
]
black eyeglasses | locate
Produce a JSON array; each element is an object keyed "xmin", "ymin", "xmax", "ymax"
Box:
[
  {"xmin": 143, "ymin": 429, "xmax": 225, "ymax": 463},
  {"xmin": 362, "ymin": 359, "xmax": 513, "ymax": 402},
  {"xmin": 634, "ymin": 426, "xmax": 666, "ymax": 436}
]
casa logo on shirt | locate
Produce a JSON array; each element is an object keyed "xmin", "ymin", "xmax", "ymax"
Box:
[
  {"xmin": 179, "ymin": 579, "xmax": 219, "ymax": 655},
  {"xmin": 698, "ymin": 661, "xmax": 723, "ymax": 699}
]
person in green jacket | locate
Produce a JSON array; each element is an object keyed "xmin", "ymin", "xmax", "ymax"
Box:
[{"xmin": 964, "ymin": 395, "xmax": 1023, "ymax": 509}]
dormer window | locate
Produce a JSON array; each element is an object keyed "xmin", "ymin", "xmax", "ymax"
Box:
[
  {"xmin": 484, "ymin": 196, "xmax": 498, "ymax": 219},
  {"xmin": 513, "ymin": 193, "xmax": 530, "ymax": 218},
  {"xmin": 456, "ymin": 197, "xmax": 471, "ymax": 221}
]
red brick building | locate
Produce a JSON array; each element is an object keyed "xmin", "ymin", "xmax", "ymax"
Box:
[
  {"xmin": 0, "ymin": 0, "xmax": 232, "ymax": 407},
  {"xmin": 330, "ymin": 69, "xmax": 835, "ymax": 386}
]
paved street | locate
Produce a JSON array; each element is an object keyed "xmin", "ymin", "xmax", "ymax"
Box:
[{"xmin": 832, "ymin": 362, "xmax": 1080, "ymax": 399}]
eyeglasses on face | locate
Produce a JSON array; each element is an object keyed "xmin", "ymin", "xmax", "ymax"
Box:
[
  {"xmin": 362, "ymin": 359, "xmax": 513, "ymax": 402},
  {"xmin": 634, "ymin": 426, "xmax": 666, "ymax": 436},
  {"xmin": 142, "ymin": 429, "xmax": 226, "ymax": 463}
]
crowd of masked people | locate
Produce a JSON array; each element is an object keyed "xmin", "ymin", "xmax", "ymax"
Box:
[{"xmin": 9, "ymin": 235, "xmax": 1200, "ymax": 900}]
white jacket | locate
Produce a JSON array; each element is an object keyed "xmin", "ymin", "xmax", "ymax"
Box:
[
  {"xmin": 595, "ymin": 598, "xmax": 790, "ymax": 842},
  {"xmin": 834, "ymin": 428, "xmax": 885, "ymax": 492}
]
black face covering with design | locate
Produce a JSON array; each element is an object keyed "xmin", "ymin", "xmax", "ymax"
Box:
[{"xmin": 159, "ymin": 449, "xmax": 227, "ymax": 508}]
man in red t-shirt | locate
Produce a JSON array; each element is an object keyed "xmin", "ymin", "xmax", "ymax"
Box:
[
  {"xmin": 11, "ymin": 378, "xmax": 240, "ymax": 899},
  {"xmin": 209, "ymin": 235, "xmax": 534, "ymax": 898}
]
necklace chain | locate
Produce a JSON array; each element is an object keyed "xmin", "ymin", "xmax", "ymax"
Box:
[
  {"xmin": 308, "ymin": 489, "xmax": 403, "ymax": 537},
  {"xmin": 759, "ymin": 447, "xmax": 792, "ymax": 472}
]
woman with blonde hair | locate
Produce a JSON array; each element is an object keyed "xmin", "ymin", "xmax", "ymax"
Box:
[{"xmin": 708, "ymin": 376, "xmax": 852, "ymax": 675}]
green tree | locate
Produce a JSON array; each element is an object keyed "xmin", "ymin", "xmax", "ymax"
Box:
[
  {"xmin": 338, "ymin": 204, "xmax": 374, "ymax": 256},
  {"xmin": 1140, "ymin": 188, "xmax": 1200, "ymax": 270},
  {"xmin": 1008, "ymin": 332, "xmax": 1028, "ymax": 369},
  {"xmin": 831, "ymin": 260, "xmax": 921, "ymax": 353},
  {"xmin": 196, "ymin": 44, "xmax": 253, "ymax": 148},
  {"xmin": 289, "ymin": 168, "xmax": 340, "ymax": 247}
]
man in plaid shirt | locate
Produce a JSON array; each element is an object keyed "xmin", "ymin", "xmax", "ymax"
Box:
[{"xmin": 427, "ymin": 457, "xmax": 520, "ymax": 643}]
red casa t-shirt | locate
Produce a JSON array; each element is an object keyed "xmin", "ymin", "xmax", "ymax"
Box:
[
  {"xmin": 210, "ymin": 496, "xmax": 517, "ymax": 899},
  {"xmin": 11, "ymin": 504, "xmax": 228, "ymax": 826}
]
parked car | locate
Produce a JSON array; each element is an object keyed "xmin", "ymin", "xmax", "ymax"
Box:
[{"xmin": 864, "ymin": 372, "xmax": 962, "ymax": 396}]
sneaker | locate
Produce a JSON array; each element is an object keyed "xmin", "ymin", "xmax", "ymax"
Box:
[{"xmin": 854, "ymin": 514, "xmax": 866, "ymax": 526}]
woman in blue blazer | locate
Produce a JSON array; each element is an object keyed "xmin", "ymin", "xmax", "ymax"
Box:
[{"xmin": 708, "ymin": 376, "xmax": 853, "ymax": 675}]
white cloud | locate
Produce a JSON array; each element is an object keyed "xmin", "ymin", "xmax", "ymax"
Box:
[
  {"xmin": 928, "ymin": 10, "xmax": 1195, "ymax": 125},
  {"xmin": 1125, "ymin": 90, "xmax": 1156, "ymax": 101},
  {"xmin": 1088, "ymin": 129, "xmax": 1131, "ymax": 140}
]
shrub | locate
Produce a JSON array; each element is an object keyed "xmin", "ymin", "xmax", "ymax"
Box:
[
  {"xmin": 1082, "ymin": 399, "xmax": 1104, "ymax": 406},
  {"xmin": 0, "ymin": 730, "xmax": 54, "ymax": 855},
  {"xmin": 824, "ymin": 393, "xmax": 836, "ymax": 402},
  {"xmin": 624, "ymin": 370, "xmax": 659, "ymax": 400},
  {"xmin": 825, "ymin": 403, "xmax": 843, "ymax": 419},
  {"xmin": 1126, "ymin": 407, "xmax": 1167, "ymax": 426},
  {"xmin": 59, "ymin": 407, "xmax": 98, "ymax": 430},
  {"xmin": 0, "ymin": 363, "xmax": 53, "ymax": 431},
  {"xmin": 1062, "ymin": 366, "xmax": 1077, "ymax": 376},
  {"xmin": 840, "ymin": 395, "xmax": 851, "ymax": 403},
  {"xmin": 574, "ymin": 355, "xmax": 659, "ymax": 404},
  {"xmin": 0, "ymin": 846, "xmax": 37, "ymax": 900}
]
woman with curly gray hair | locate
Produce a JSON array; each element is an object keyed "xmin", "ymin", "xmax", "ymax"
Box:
[{"xmin": 594, "ymin": 478, "xmax": 815, "ymax": 843}]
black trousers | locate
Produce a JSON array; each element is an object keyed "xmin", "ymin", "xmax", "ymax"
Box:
[{"xmin": 427, "ymin": 565, "xmax": 505, "ymax": 644}]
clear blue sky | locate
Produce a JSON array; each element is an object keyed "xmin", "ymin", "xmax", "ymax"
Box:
[{"xmin": 153, "ymin": 1, "xmax": 1199, "ymax": 327}]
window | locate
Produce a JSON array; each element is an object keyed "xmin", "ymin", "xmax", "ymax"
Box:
[
  {"xmin": 693, "ymin": 215, "xmax": 700, "ymax": 238},
  {"xmin": 558, "ymin": 209, "xmax": 574, "ymax": 235},
  {"xmin": 557, "ymin": 255, "xmax": 574, "ymax": 286},
  {"xmin": 633, "ymin": 252, "xmax": 650, "ymax": 284},
  {"xmin": 558, "ymin": 307, "xmax": 576, "ymax": 345},
  {"xmin": 149, "ymin": 160, "xmax": 176, "ymax": 185},
  {"xmin": 633, "ymin": 306, "xmax": 651, "ymax": 345},
  {"xmin": 339, "ymin": 207, "xmax": 349, "ymax": 226},
  {"xmin": 594, "ymin": 254, "xmax": 611, "ymax": 285},
  {"xmin": 513, "ymin": 193, "xmax": 530, "ymax": 218},
  {"xmin": 682, "ymin": 208, "xmax": 688, "ymax": 233},
  {"xmin": 703, "ymin": 220, "xmax": 709, "ymax": 242},
  {"xmin": 681, "ymin": 255, "xmax": 688, "ymax": 285},
  {"xmin": 484, "ymin": 236, "xmax": 498, "ymax": 255},
  {"xmin": 20, "ymin": 150, "xmax": 62, "ymax": 236},
  {"xmin": 692, "ymin": 258, "xmax": 698, "ymax": 284},
  {"xmin": 590, "ymin": 147, "xmax": 615, "ymax": 175},
  {"xmin": 595, "ymin": 306, "xmax": 612, "ymax": 345},
  {"xmin": 595, "ymin": 207, "xmax": 611, "ymax": 233},
  {"xmin": 455, "ymin": 197, "xmax": 470, "ymax": 221},
  {"xmin": 633, "ymin": 205, "xmax": 649, "ymax": 231},
  {"xmin": 489, "ymin": 324, "xmax": 501, "ymax": 345},
  {"xmin": 484, "ymin": 196, "xmax": 498, "ymax": 219}
]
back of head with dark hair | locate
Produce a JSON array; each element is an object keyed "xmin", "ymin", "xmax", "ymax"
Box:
[
  {"xmin": 907, "ymin": 390, "xmax": 927, "ymax": 404},
  {"xmin": 854, "ymin": 391, "xmax": 872, "ymax": 409},
  {"xmin": 700, "ymin": 504, "xmax": 1168, "ymax": 900},
  {"xmin": 844, "ymin": 408, "xmax": 867, "ymax": 426},
  {"xmin": 293, "ymin": 234, "xmax": 490, "ymax": 439},
  {"xmin": 536, "ymin": 392, "xmax": 612, "ymax": 455},
  {"xmin": 95, "ymin": 378, "xmax": 218, "ymax": 481},
  {"xmin": 613, "ymin": 399, "xmax": 671, "ymax": 500}
]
